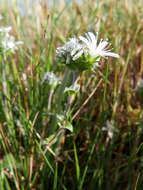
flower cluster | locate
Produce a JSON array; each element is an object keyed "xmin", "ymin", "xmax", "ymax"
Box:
[
  {"xmin": 56, "ymin": 32, "xmax": 119, "ymax": 71},
  {"xmin": 56, "ymin": 37, "xmax": 83, "ymax": 63},
  {"xmin": 0, "ymin": 26, "xmax": 23, "ymax": 53}
]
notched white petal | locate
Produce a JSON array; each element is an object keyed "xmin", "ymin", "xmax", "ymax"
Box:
[
  {"xmin": 72, "ymin": 50, "xmax": 84, "ymax": 60},
  {"xmin": 79, "ymin": 32, "xmax": 120, "ymax": 59},
  {"xmin": 103, "ymin": 52, "xmax": 120, "ymax": 58}
]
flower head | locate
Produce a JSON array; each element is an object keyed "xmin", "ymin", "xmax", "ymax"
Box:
[
  {"xmin": 56, "ymin": 37, "xmax": 83, "ymax": 64},
  {"xmin": 135, "ymin": 79, "xmax": 143, "ymax": 90},
  {"xmin": 42, "ymin": 72, "xmax": 60, "ymax": 88},
  {"xmin": 64, "ymin": 81, "xmax": 80, "ymax": 94},
  {"xmin": 0, "ymin": 26, "xmax": 12, "ymax": 33},
  {"xmin": 56, "ymin": 32, "xmax": 119, "ymax": 71},
  {"xmin": 102, "ymin": 120, "xmax": 115, "ymax": 139},
  {"xmin": 79, "ymin": 32, "xmax": 120, "ymax": 58},
  {"xmin": 1, "ymin": 34, "xmax": 23, "ymax": 51},
  {"xmin": 0, "ymin": 26, "xmax": 23, "ymax": 53}
]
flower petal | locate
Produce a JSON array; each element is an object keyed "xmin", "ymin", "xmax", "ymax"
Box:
[
  {"xmin": 102, "ymin": 52, "xmax": 120, "ymax": 58},
  {"xmin": 79, "ymin": 35, "xmax": 90, "ymax": 47},
  {"xmin": 72, "ymin": 49, "xmax": 84, "ymax": 60}
]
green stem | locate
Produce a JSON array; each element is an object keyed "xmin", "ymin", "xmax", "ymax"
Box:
[{"xmin": 50, "ymin": 68, "xmax": 77, "ymax": 134}]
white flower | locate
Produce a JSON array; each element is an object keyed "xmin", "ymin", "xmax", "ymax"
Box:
[
  {"xmin": 64, "ymin": 82, "xmax": 80, "ymax": 94},
  {"xmin": 1, "ymin": 33, "xmax": 23, "ymax": 51},
  {"xmin": 0, "ymin": 26, "xmax": 23, "ymax": 52},
  {"xmin": 135, "ymin": 78, "xmax": 143, "ymax": 91},
  {"xmin": 56, "ymin": 32, "xmax": 120, "ymax": 71},
  {"xmin": 0, "ymin": 26, "xmax": 12, "ymax": 33},
  {"xmin": 56, "ymin": 37, "xmax": 84, "ymax": 62},
  {"xmin": 79, "ymin": 32, "xmax": 120, "ymax": 58},
  {"xmin": 42, "ymin": 72, "xmax": 60, "ymax": 87},
  {"xmin": 102, "ymin": 120, "xmax": 114, "ymax": 139}
]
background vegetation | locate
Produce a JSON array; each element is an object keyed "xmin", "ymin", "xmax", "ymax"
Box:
[{"xmin": 0, "ymin": 0, "xmax": 143, "ymax": 189}]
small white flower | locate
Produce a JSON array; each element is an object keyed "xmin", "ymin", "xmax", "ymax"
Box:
[
  {"xmin": 64, "ymin": 82, "xmax": 80, "ymax": 94},
  {"xmin": 1, "ymin": 33, "xmax": 23, "ymax": 51},
  {"xmin": 102, "ymin": 120, "xmax": 119, "ymax": 140},
  {"xmin": 56, "ymin": 32, "xmax": 120, "ymax": 71},
  {"xmin": 0, "ymin": 26, "xmax": 23, "ymax": 52},
  {"xmin": 135, "ymin": 78, "xmax": 143, "ymax": 92},
  {"xmin": 79, "ymin": 32, "xmax": 120, "ymax": 59},
  {"xmin": 42, "ymin": 72, "xmax": 60, "ymax": 87},
  {"xmin": 56, "ymin": 37, "xmax": 84, "ymax": 62},
  {"xmin": 136, "ymin": 79, "xmax": 143, "ymax": 89},
  {"xmin": 102, "ymin": 120, "xmax": 114, "ymax": 139},
  {"xmin": 0, "ymin": 26, "xmax": 12, "ymax": 33}
]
